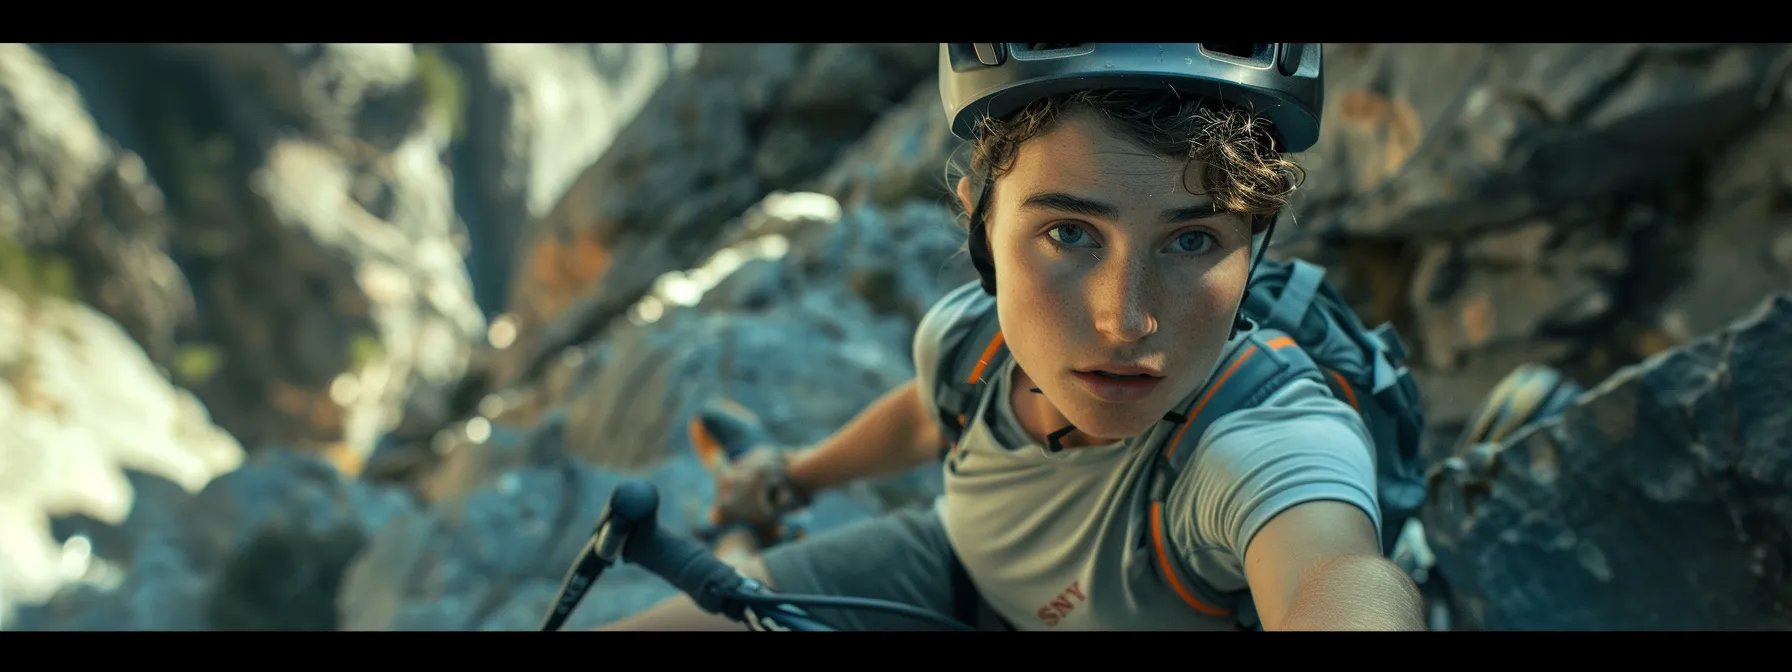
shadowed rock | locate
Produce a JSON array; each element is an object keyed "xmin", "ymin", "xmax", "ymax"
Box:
[{"xmin": 1425, "ymin": 292, "xmax": 1792, "ymax": 630}]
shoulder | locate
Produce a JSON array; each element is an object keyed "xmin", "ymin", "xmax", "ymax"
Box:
[
  {"xmin": 1202, "ymin": 375, "xmax": 1373, "ymax": 453},
  {"xmin": 912, "ymin": 280, "xmax": 995, "ymax": 384},
  {"xmin": 1165, "ymin": 376, "xmax": 1382, "ymax": 564}
]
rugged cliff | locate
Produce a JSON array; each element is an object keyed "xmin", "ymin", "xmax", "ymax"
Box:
[{"xmin": 2, "ymin": 42, "xmax": 1788, "ymax": 630}]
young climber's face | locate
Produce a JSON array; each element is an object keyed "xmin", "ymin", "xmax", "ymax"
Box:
[{"xmin": 968, "ymin": 110, "xmax": 1256, "ymax": 441}]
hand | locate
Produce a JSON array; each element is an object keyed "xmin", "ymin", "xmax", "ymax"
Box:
[
  {"xmin": 711, "ymin": 445, "xmax": 810, "ymax": 531},
  {"xmin": 689, "ymin": 399, "xmax": 813, "ymax": 544}
]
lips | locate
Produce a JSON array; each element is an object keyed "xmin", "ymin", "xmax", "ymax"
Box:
[
  {"xmin": 1079, "ymin": 364, "xmax": 1161, "ymax": 378},
  {"xmin": 1071, "ymin": 363, "xmax": 1164, "ymax": 403}
]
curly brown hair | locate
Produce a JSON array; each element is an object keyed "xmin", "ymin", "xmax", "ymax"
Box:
[{"xmin": 950, "ymin": 88, "xmax": 1306, "ymax": 234}]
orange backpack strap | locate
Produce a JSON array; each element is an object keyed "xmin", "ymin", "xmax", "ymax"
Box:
[
  {"xmin": 931, "ymin": 308, "xmax": 1007, "ymax": 458},
  {"xmin": 1143, "ymin": 328, "xmax": 1325, "ymax": 619}
]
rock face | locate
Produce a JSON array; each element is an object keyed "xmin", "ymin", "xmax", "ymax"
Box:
[
  {"xmin": 1295, "ymin": 43, "xmax": 1782, "ymax": 239},
  {"xmin": 1287, "ymin": 43, "xmax": 1792, "ymax": 463},
  {"xmin": 808, "ymin": 80, "xmax": 962, "ymax": 211},
  {"xmin": 7, "ymin": 42, "xmax": 1792, "ymax": 631},
  {"xmin": 0, "ymin": 43, "xmax": 193, "ymax": 371},
  {"xmin": 438, "ymin": 43, "xmax": 686, "ymax": 317},
  {"xmin": 1426, "ymin": 292, "xmax": 1792, "ymax": 630},
  {"xmin": 13, "ymin": 447, "xmax": 417, "ymax": 631},
  {"xmin": 340, "ymin": 195, "xmax": 974, "ymax": 630},
  {"xmin": 0, "ymin": 283, "xmax": 242, "ymax": 626},
  {"xmin": 474, "ymin": 43, "xmax": 936, "ymax": 399},
  {"xmin": 16, "ymin": 43, "xmax": 488, "ymax": 476},
  {"xmin": 368, "ymin": 43, "xmax": 939, "ymax": 484}
]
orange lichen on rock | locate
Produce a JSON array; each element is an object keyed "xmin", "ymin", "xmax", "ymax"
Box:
[
  {"xmin": 1336, "ymin": 90, "xmax": 1423, "ymax": 191},
  {"xmin": 520, "ymin": 226, "xmax": 612, "ymax": 326}
]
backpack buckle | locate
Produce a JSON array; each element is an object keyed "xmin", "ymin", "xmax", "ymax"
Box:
[
  {"xmin": 1371, "ymin": 358, "xmax": 1423, "ymax": 413},
  {"xmin": 937, "ymin": 386, "xmax": 968, "ymax": 413},
  {"xmin": 1371, "ymin": 324, "xmax": 1410, "ymax": 364}
]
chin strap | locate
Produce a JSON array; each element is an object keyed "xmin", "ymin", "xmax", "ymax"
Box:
[
  {"xmin": 1022, "ymin": 387, "xmax": 1079, "ymax": 453},
  {"xmin": 1025, "ymin": 387, "xmax": 1190, "ymax": 453}
]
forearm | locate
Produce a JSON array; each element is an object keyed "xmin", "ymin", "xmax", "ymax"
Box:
[
  {"xmin": 1276, "ymin": 555, "xmax": 1426, "ymax": 631},
  {"xmin": 785, "ymin": 379, "xmax": 943, "ymax": 496}
]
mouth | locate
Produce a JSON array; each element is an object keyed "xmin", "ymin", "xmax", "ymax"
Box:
[
  {"xmin": 1076, "ymin": 362, "xmax": 1164, "ymax": 378},
  {"xmin": 1070, "ymin": 364, "xmax": 1165, "ymax": 403}
]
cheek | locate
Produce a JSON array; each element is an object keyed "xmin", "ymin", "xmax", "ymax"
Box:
[
  {"xmin": 989, "ymin": 227, "xmax": 1086, "ymax": 361},
  {"xmin": 989, "ymin": 223, "xmax": 1060, "ymax": 286},
  {"xmin": 1156, "ymin": 251, "xmax": 1254, "ymax": 376},
  {"xmin": 1162, "ymin": 250, "xmax": 1250, "ymax": 329},
  {"xmin": 1175, "ymin": 251, "xmax": 1251, "ymax": 319}
]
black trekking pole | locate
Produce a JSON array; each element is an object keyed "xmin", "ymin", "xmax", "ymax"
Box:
[
  {"xmin": 541, "ymin": 479, "xmax": 978, "ymax": 632},
  {"xmin": 539, "ymin": 498, "xmax": 631, "ymax": 632},
  {"xmin": 540, "ymin": 479, "xmax": 837, "ymax": 632}
]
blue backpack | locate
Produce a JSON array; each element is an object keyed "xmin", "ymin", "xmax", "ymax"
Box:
[{"xmin": 929, "ymin": 257, "xmax": 1428, "ymax": 622}]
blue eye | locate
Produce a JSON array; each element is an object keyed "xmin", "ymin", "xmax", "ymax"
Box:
[
  {"xmin": 1167, "ymin": 231, "xmax": 1216, "ymax": 255},
  {"xmin": 1047, "ymin": 224, "xmax": 1097, "ymax": 248}
]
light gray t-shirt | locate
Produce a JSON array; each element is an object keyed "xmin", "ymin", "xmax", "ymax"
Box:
[{"xmin": 915, "ymin": 281, "xmax": 1382, "ymax": 631}]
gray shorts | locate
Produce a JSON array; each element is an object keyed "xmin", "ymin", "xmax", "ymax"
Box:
[{"xmin": 759, "ymin": 504, "xmax": 1011, "ymax": 631}]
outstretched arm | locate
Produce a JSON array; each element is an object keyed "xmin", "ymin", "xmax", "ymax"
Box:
[
  {"xmin": 784, "ymin": 378, "xmax": 944, "ymax": 496},
  {"xmin": 1243, "ymin": 500, "xmax": 1425, "ymax": 631},
  {"xmin": 1170, "ymin": 377, "xmax": 1425, "ymax": 631},
  {"xmin": 785, "ymin": 279, "xmax": 994, "ymax": 497}
]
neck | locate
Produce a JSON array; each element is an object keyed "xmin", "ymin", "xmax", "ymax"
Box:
[{"xmin": 1008, "ymin": 364, "xmax": 1113, "ymax": 450}]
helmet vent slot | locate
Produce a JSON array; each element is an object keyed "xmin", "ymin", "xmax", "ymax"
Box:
[
  {"xmin": 1011, "ymin": 43, "xmax": 1095, "ymax": 60},
  {"xmin": 1200, "ymin": 43, "xmax": 1272, "ymax": 65}
]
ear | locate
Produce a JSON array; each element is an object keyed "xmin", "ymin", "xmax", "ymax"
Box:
[{"xmin": 956, "ymin": 175, "xmax": 974, "ymax": 216}]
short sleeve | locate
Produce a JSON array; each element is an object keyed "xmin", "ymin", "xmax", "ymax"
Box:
[
  {"xmin": 1161, "ymin": 376, "xmax": 1382, "ymax": 590},
  {"xmin": 912, "ymin": 280, "xmax": 995, "ymax": 435}
]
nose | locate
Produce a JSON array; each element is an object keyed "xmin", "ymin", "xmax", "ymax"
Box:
[{"xmin": 1089, "ymin": 253, "xmax": 1158, "ymax": 344}]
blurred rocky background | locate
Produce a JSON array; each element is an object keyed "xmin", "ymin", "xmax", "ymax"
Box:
[{"xmin": 1, "ymin": 43, "xmax": 1787, "ymax": 631}]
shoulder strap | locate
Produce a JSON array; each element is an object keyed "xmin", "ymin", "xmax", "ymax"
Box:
[
  {"xmin": 1144, "ymin": 328, "xmax": 1326, "ymax": 618},
  {"xmin": 1159, "ymin": 329, "xmax": 1324, "ymax": 474},
  {"xmin": 1262, "ymin": 258, "xmax": 1328, "ymax": 333},
  {"xmin": 932, "ymin": 308, "xmax": 1007, "ymax": 456}
]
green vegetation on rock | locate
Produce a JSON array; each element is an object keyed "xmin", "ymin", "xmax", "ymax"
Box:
[
  {"xmin": 414, "ymin": 45, "xmax": 467, "ymax": 142},
  {"xmin": 349, "ymin": 331, "xmax": 385, "ymax": 371},
  {"xmin": 0, "ymin": 238, "xmax": 79, "ymax": 303},
  {"xmin": 174, "ymin": 343, "xmax": 225, "ymax": 385}
]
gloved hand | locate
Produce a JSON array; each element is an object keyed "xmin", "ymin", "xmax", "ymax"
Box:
[
  {"xmin": 689, "ymin": 399, "xmax": 812, "ymax": 540},
  {"xmin": 711, "ymin": 445, "xmax": 811, "ymax": 532}
]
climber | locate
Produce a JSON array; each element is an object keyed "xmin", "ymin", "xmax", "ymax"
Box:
[{"xmin": 598, "ymin": 43, "xmax": 1438, "ymax": 631}]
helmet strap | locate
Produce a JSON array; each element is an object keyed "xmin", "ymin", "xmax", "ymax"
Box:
[
  {"xmin": 1228, "ymin": 214, "xmax": 1280, "ymax": 341},
  {"xmin": 966, "ymin": 171, "xmax": 1000, "ymax": 295}
]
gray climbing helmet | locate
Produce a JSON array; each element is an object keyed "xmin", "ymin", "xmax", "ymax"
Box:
[{"xmin": 938, "ymin": 43, "xmax": 1325, "ymax": 153}]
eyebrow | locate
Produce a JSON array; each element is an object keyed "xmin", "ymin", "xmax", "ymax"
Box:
[{"xmin": 1019, "ymin": 191, "xmax": 1220, "ymax": 224}]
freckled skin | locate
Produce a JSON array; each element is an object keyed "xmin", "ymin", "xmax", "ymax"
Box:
[{"xmin": 963, "ymin": 110, "xmax": 1256, "ymax": 445}]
